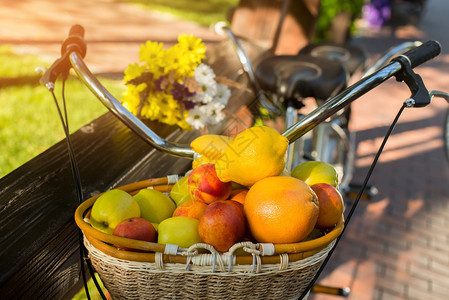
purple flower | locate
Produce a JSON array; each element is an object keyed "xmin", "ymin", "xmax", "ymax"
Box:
[
  {"xmin": 154, "ymin": 76, "xmax": 165, "ymax": 91},
  {"xmin": 363, "ymin": 1, "xmax": 391, "ymax": 28},
  {"xmin": 169, "ymin": 82, "xmax": 197, "ymax": 111},
  {"xmin": 183, "ymin": 100, "xmax": 197, "ymax": 110}
]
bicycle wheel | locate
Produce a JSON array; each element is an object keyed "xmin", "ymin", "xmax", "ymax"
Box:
[{"xmin": 444, "ymin": 107, "xmax": 449, "ymax": 161}]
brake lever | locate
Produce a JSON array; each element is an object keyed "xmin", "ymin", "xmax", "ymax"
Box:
[
  {"xmin": 39, "ymin": 25, "xmax": 87, "ymax": 91},
  {"xmin": 392, "ymin": 55, "xmax": 431, "ymax": 108}
]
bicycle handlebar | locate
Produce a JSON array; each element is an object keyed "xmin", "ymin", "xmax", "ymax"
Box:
[
  {"xmin": 62, "ymin": 24, "xmax": 87, "ymax": 58},
  {"xmin": 362, "ymin": 41, "xmax": 422, "ymax": 77},
  {"xmin": 282, "ymin": 40, "xmax": 441, "ymax": 142},
  {"xmin": 44, "ymin": 25, "xmax": 195, "ymax": 158},
  {"xmin": 401, "ymin": 40, "xmax": 441, "ymax": 68},
  {"xmin": 69, "ymin": 51, "xmax": 196, "ymax": 158},
  {"xmin": 44, "ymin": 25, "xmax": 441, "ymax": 157}
]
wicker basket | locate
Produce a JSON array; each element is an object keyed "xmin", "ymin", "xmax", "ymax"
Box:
[{"xmin": 75, "ymin": 175, "xmax": 344, "ymax": 299}]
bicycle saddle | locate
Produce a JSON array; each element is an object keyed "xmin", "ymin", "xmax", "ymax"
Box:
[
  {"xmin": 254, "ymin": 54, "xmax": 347, "ymax": 101},
  {"xmin": 299, "ymin": 43, "xmax": 366, "ymax": 77}
]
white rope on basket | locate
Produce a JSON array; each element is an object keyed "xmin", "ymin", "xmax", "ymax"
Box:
[
  {"xmin": 82, "ymin": 234, "xmax": 338, "ymax": 300},
  {"xmin": 279, "ymin": 253, "xmax": 289, "ymax": 271},
  {"xmin": 164, "ymin": 244, "xmax": 179, "ymax": 255},
  {"xmin": 184, "ymin": 243, "xmax": 225, "ymax": 272},
  {"xmin": 226, "ymin": 241, "xmax": 259, "ymax": 272},
  {"xmin": 155, "ymin": 252, "xmax": 164, "ymax": 270},
  {"xmin": 259, "ymin": 243, "xmax": 276, "ymax": 256},
  {"xmin": 84, "ymin": 236, "xmax": 336, "ymax": 275},
  {"xmin": 166, "ymin": 174, "xmax": 179, "ymax": 184},
  {"xmin": 243, "ymin": 244, "xmax": 262, "ymax": 273}
]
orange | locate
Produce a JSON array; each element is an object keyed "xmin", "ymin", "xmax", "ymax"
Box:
[
  {"xmin": 244, "ymin": 176, "xmax": 319, "ymax": 243},
  {"xmin": 230, "ymin": 189, "xmax": 248, "ymax": 205}
]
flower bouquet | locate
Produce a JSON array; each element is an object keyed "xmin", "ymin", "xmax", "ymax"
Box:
[{"xmin": 121, "ymin": 35, "xmax": 231, "ymax": 131}]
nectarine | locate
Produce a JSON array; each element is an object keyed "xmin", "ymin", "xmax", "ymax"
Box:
[
  {"xmin": 311, "ymin": 183, "xmax": 344, "ymax": 229},
  {"xmin": 112, "ymin": 217, "xmax": 157, "ymax": 251},
  {"xmin": 172, "ymin": 199, "xmax": 208, "ymax": 220},
  {"xmin": 188, "ymin": 163, "xmax": 232, "ymax": 204},
  {"xmin": 198, "ymin": 200, "xmax": 246, "ymax": 252}
]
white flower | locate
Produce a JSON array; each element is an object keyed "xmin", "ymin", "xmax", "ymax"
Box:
[
  {"xmin": 185, "ymin": 63, "xmax": 230, "ymax": 129},
  {"xmin": 202, "ymin": 102, "xmax": 226, "ymax": 124},
  {"xmin": 214, "ymin": 83, "xmax": 231, "ymax": 105},
  {"xmin": 194, "ymin": 63, "xmax": 216, "ymax": 84},
  {"xmin": 186, "ymin": 105, "xmax": 208, "ymax": 130},
  {"xmin": 191, "ymin": 80, "xmax": 217, "ymax": 104}
]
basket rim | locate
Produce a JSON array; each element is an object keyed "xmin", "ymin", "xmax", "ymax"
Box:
[{"xmin": 74, "ymin": 176, "xmax": 344, "ymax": 262}]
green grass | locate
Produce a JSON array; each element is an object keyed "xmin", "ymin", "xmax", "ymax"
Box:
[
  {"xmin": 1, "ymin": 1, "xmax": 239, "ymax": 179},
  {"xmin": 0, "ymin": 46, "xmax": 125, "ymax": 178},
  {"xmin": 72, "ymin": 273, "xmax": 107, "ymax": 300},
  {"xmin": 114, "ymin": 0, "xmax": 238, "ymax": 26}
]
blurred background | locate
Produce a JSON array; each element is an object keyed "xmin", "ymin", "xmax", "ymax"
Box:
[{"xmin": 2, "ymin": 1, "xmax": 449, "ymax": 299}]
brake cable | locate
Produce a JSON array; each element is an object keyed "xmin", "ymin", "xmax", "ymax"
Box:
[
  {"xmin": 300, "ymin": 59, "xmax": 433, "ymax": 299},
  {"xmin": 47, "ymin": 79, "xmax": 107, "ymax": 300}
]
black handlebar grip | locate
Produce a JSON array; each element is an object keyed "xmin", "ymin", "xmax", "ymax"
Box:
[
  {"xmin": 401, "ymin": 40, "xmax": 441, "ymax": 68},
  {"xmin": 61, "ymin": 24, "xmax": 87, "ymax": 58}
]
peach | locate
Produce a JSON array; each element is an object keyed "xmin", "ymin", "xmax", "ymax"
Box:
[
  {"xmin": 188, "ymin": 163, "xmax": 232, "ymax": 204},
  {"xmin": 112, "ymin": 217, "xmax": 157, "ymax": 251},
  {"xmin": 310, "ymin": 183, "xmax": 344, "ymax": 229},
  {"xmin": 198, "ymin": 200, "xmax": 246, "ymax": 252},
  {"xmin": 172, "ymin": 199, "xmax": 208, "ymax": 220},
  {"xmin": 230, "ymin": 189, "xmax": 248, "ymax": 205}
]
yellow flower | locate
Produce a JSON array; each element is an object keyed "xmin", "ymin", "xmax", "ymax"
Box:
[
  {"xmin": 139, "ymin": 41, "xmax": 165, "ymax": 77},
  {"xmin": 162, "ymin": 46, "xmax": 180, "ymax": 72},
  {"xmin": 141, "ymin": 96, "xmax": 161, "ymax": 120},
  {"xmin": 178, "ymin": 111, "xmax": 191, "ymax": 130},
  {"xmin": 121, "ymin": 34, "xmax": 221, "ymax": 131},
  {"xmin": 123, "ymin": 63, "xmax": 146, "ymax": 83},
  {"xmin": 177, "ymin": 34, "xmax": 206, "ymax": 65},
  {"xmin": 121, "ymin": 84, "xmax": 144, "ymax": 115},
  {"xmin": 162, "ymin": 45, "xmax": 193, "ymax": 79}
]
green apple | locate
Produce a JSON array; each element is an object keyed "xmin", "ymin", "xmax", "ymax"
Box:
[
  {"xmin": 133, "ymin": 189, "xmax": 176, "ymax": 224},
  {"xmin": 90, "ymin": 189, "xmax": 141, "ymax": 234},
  {"xmin": 157, "ymin": 216, "xmax": 202, "ymax": 248},
  {"xmin": 170, "ymin": 176, "xmax": 193, "ymax": 206},
  {"xmin": 291, "ymin": 161, "xmax": 339, "ymax": 187}
]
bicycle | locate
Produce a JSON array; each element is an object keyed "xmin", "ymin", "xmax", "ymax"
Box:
[
  {"xmin": 40, "ymin": 25, "xmax": 449, "ymax": 299},
  {"xmin": 215, "ymin": 23, "xmax": 430, "ymax": 202},
  {"xmin": 444, "ymin": 101, "xmax": 449, "ymax": 162}
]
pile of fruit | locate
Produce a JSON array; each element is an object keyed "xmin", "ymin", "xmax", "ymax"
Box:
[{"xmin": 88, "ymin": 126, "xmax": 344, "ymax": 253}]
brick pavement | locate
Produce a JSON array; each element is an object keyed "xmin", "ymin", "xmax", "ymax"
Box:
[
  {"xmin": 0, "ymin": 0, "xmax": 222, "ymax": 74},
  {"xmin": 310, "ymin": 0, "xmax": 449, "ymax": 298},
  {"xmin": 2, "ymin": 0, "xmax": 449, "ymax": 299}
]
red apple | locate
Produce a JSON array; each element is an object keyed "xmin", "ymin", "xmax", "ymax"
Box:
[
  {"xmin": 310, "ymin": 183, "xmax": 344, "ymax": 229},
  {"xmin": 198, "ymin": 200, "xmax": 246, "ymax": 252},
  {"xmin": 112, "ymin": 217, "xmax": 157, "ymax": 251},
  {"xmin": 172, "ymin": 199, "xmax": 208, "ymax": 219},
  {"xmin": 188, "ymin": 163, "xmax": 232, "ymax": 204}
]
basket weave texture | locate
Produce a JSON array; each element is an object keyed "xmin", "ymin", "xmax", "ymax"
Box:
[
  {"xmin": 85, "ymin": 238, "xmax": 335, "ymax": 299},
  {"xmin": 75, "ymin": 176, "xmax": 343, "ymax": 299}
]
